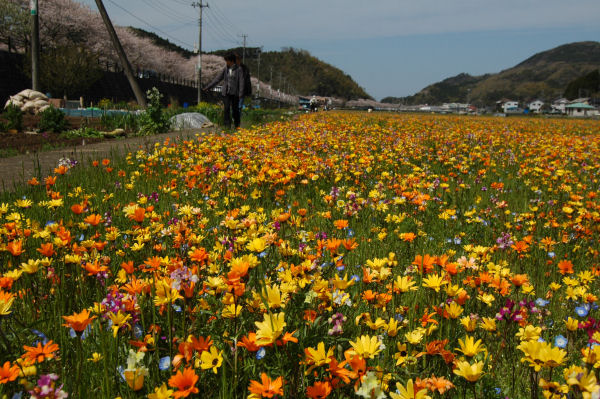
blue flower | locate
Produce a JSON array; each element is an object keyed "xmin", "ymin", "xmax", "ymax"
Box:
[
  {"xmin": 347, "ymin": 229, "xmax": 354, "ymax": 238},
  {"xmin": 575, "ymin": 305, "xmax": 589, "ymax": 317},
  {"xmin": 548, "ymin": 252, "xmax": 555, "ymax": 258},
  {"xmin": 133, "ymin": 324, "xmax": 143, "ymax": 338},
  {"xmin": 554, "ymin": 335, "xmax": 567, "ymax": 349},
  {"xmin": 159, "ymin": 356, "xmax": 170, "ymax": 371},
  {"xmin": 351, "ymin": 274, "xmax": 360, "ymax": 282},
  {"xmin": 535, "ymin": 298, "xmax": 549, "ymax": 307},
  {"xmin": 256, "ymin": 347, "xmax": 266, "ymax": 360}
]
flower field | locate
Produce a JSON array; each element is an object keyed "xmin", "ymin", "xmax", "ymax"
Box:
[{"xmin": 1, "ymin": 112, "xmax": 600, "ymax": 398}]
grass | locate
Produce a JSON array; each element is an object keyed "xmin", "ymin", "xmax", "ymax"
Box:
[{"xmin": 0, "ymin": 112, "xmax": 599, "ymax": 398}]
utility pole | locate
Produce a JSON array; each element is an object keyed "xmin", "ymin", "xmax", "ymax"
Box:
[
  {"xmin": 239, "ymin": 34, "xmax": 247, "ymax": 64},
  {"xmin": 30, "ymin": 0, "xmax": 40, "ymax": 91},
  {"xmin": 256, "ymin": 46, "xmax": 262, "ymax": 98},
  {"xmin": 94, "ymin": 0, "xmax": 146, "ymax": 107},
  {"xmin": 192, "ymin": 1, "xmax": 208, "ymax": 104}
]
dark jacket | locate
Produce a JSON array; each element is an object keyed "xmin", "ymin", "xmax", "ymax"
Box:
[{"xmin": 205, "ymin": 64, "xmax": 244, "ymax": 97}]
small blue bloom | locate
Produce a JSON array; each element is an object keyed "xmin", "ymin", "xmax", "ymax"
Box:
[
  {"xmin": 548, "ymin": 252, "xmax": 555, "ymax": 258},
  {"xmin": 575, "ymin": 305, "xmax": 589, "ymax": 317},
  {"xmin": 258, "ymin": 251, "xmax": 267, "ymax": 258},
  {"xmin": 116, "ymin": 365, "xmax": 125, "ymax": 382},
  {"xmin": 347, "ymin": 229, "xmax": 354, "ymax": 238},
  {"xmin": 537, "ymin": 337, "xmax": 546, "ymax": 343},
  {"xmin": 336, "ymin": 265, "xmax": 345, "ymax": 271},
  {"xmin": 535, "ymin": 298, "xmax": 549, "ymax": 307},
  {"xmin": 554, "ymin": 335, "xmax": 567, "ymax": 349},
  {"xmin": 133, "ymin": 324, "xmax": 143, "ymax": 338},
  {"xmin": 172, "ymin": 305, "xmax": 182, "ymax": 313},
  {"xmin": 31, "ymin": 329, "xmax": 49, "ymax": 345},
  {"xmin": 159, "ymin": 356, "xmax": 170, "ymax": 371},
  {"xmin": 256, "ymin": 347, "xmax": 266, "ymax": 360},
  {"xmin": 350, "ymin": 274, "xmax": 360, "ymax": 282},
  {"xmin": 11, "ymin": 392, "xmax": 23, "ymax": 399}
]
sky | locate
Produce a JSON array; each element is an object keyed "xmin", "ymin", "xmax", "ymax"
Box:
[{"xmin": 78, "ymin": 0, "xmax": 600, "ymax": 101}]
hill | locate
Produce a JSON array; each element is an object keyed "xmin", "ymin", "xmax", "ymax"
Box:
[
  {"xmin": 128, "ymin": 27, "xmax": 195, "ymax": 59},
  {"xmin": 211, "ymin": 47, "xmax": 372, "ymax": 100},
  {"xmin": 383, "ymin": 41, "xmax": 600, "ymax": 106}
]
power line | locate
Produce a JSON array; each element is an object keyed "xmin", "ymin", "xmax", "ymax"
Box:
[
  {"xmin": 104, "ymin": 0, "xmax": 194, "ymax": 49},
  {"xmin": 204, "ymin": 12, "xmax": 239, "ymax": 44},
  {"xmin": 143, "ymin": 0, "xmax": 191, "ymax": 22}
]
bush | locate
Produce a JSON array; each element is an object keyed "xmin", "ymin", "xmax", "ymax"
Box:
[
  {"xmin": 137, "ymin": 87, "xmax": 170, "ymax": 136},
  {"xmin": 188, "ymin": 102, "xmax": 222, "ymax": 124},
  {"xmin": 100, "ymin": 112, "xmax": 140, "ymax": 132},
  {"xmin": 60, "ymin": 126, "xmax": 103, "ymax": 139},
  {"xmin": 38, "ymin": 106, "xmax": 67, "ymax": 133},
  {"xmin": 2, "ymin": 104, "xmax": 24, "ymax": 132}
]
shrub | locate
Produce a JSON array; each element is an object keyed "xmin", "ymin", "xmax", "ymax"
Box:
[
  {"xmin": 137, "ymin": 87, "xmax": 170, "ymax": 136},
  {"xmin": 100, "ymin": 112, "xmax": 140, "ymax": 132},
  {"xmin": 60, "ymin": 126, "xmax": 103, "ymax": 139},
  {"xmin": 38, "ymin": 106, "xmax": 67, "ymax": 133},
  {"xmin": 3, "ymin": 104, "xmax": 24, "ymax": 132},
  {"xmin": 189, "ymin": 102, "xmax": 222, "ymax": 124}
]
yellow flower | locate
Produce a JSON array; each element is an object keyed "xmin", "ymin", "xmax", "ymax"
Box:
[
  {"xmin": 108, "ymin": 311, "xmax": 132, "ymax": 337},
  {"xmin": 153, "ymin": 280, "xmax": 182, "ymax": 306},
  {"xmin": 422, "ymin": 273, "xmax": 447, "ymax": 292},
  {"xmin": 261, "ymin": 285, "xmax": 286, "ymax": 309},
  {"xmin": 0, "ymin": 290, "xmax": 15, "ymax": 316},
  {"xmin": 88, "ymin": 352, "xmax": 103, "ymax": 362},
  {"xmin": 517, "ymin": 340, "xmax": 567, "ymax": 371},
  {"xmin": 516, "ymin": 325, "xmax": 542, "ymax": 342},
  {"xmin": 20, "ymin": 259, "xmax": 41, "ymax": 274},
  {"xmin": 148, "ymin": 383, "xmax": 174, "ymax": 399},
  {"xmin": 460, "ymin": 316, "xmax": 477, "ymax": 332},
  {"xmin": 565, "ymin": 317, "xmax": 579, "ymax": 331},
  {"xmin": 255, "ymin": 312, "xmax": 286, "ymax": 345},
  {"xmin": 479, "ymin": 317, "xmax": 497, "ymax": 332},
  {"xmin": 456, "ymin": 335, "xmax": 485, "ymax": 357},
  {"xmin": 200, "ymin": 346, "xmax": 223, "ymax": 374},
  {"xmin": 390, "ymin": 379, "xmax": 431, "ymax": 399},
  {"xmin": 453, "ymin": 360, "xmax": 484, "ymax": 382},
  {"xmin": 445, "ymin": 302, "xmax": 464, "ymax": 319},
  {"xmin": 221, "ymin": 303, "xmax": 243, "ymax": 319},
  {"xmin": 304, "ymin": 342, "xmax": 334, "ymax": 373},
  {"xmin": 246, "ymin": 237, "xmax": 267, "ymax": 253},
  {"xmin": 393, "ymin": 276, "xmax": 417, "ymax": 293},
  {"xmin": 349, "ymin": 335, "xmax": 382, "ymax": 359},
  {"xmin": 405, "ymin": 329, "xmax": 424, "ymax": 345}
]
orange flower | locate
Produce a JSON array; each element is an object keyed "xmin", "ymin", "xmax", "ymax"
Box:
[
  {"xmin": 27, "ymin": 177, "xmax": 40, "ymax": 186},
  {"xmin": 54, "ymin": 165, "xmax": 68, "ymax": 175},
  {"xmin": 558, "ymin": 260, "xmax": 574, "ymax": 275},
  {"xmin": 0, "ymin": 361, "xmax": 20, "ymax": 384},
  {"xmin": 44, "ymin": 176, "xmax": 56, "ymax": 188},
  {"xmin": 238, "ymin": 332, "xmax": 261, "ymax": 352},
  {"xmin": 130, "ymin": 207, "xmax": 146, "ymax": 223},
  {"xmin": 82, "ymin": 260, "xmax": 109, "ymax": 276},
  {"xmin": 21, "ymin": 340, "xmax": 59, "ymax": 365},
  {"xmin": 84, "ymin": 214, "xmax": 103, "ymax": 226},
  {"xmin": 168, "ymin": 367, "xmax": 199, "ymax": 398},
  {"xmin": 37, "ymin": 242, "xmax": 55, "ymax": 257},
  {"xmin": 121, "ymin": 261, "xmax": 135, "ymax": 274},
  {"xmin": 306, "ymin": 381, "xmax": 332, "ymax": 399},
  {"xmin": 71, "ymin": 203, "xmax": 85, "ymax": 215},
  {"xmin": 333, "ymin": 219, "xmax": 349, "ymax": 229},
  {"xmin": 277, "ymin": 212, "xmax": 290, "ymax": 223},
  {"xmin": 413, "ymin": 254, "xmax": 435, "ymax": 274},
  {"xmin": 6, "ymin": 240, "xmax": 24, "ymax": 256},
  {"xmin": 62, "ymin": 309, "xmax": 96, "ymax": 332},
  {"xmin": 190, "ymin": 335, "xmax": 213, "ymax": 353},
  {"xmin": 248, "ymin": 373, "xmax": 284, "ymax": 398},
  {"xmin": 102, "ymin": 158, "xmax": 111, "ymax": 166}
]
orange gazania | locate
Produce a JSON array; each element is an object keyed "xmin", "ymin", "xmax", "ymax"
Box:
[
  {"xmin": 558, "ymin": 260, "xmax": 574, "ymax": 275},
  {"xmin": 333, "ymin": 219, "xmax": 349, "ymax": 229},
  {"xmin": 62, "ymin": 309, "xmax": 96, "ymax": 332},
  {"xmin": 306, "ymin": 381, "xmax": 332, "ymax": 399},
  {"xmin": 82, "ymin": 260, "xmax": 109, "ymax": 276},
  {"xmin": 168, "ymin": 367, "xmax": 199, "ymax": 398},
  {"xmin": 84, "ymin": 214, "xmax": 103, "ymax": 226},
  {"xmin": 0, "ymin": 361, "xmax": 20, "ymax": 384},
  {"xmin": 248, "ymin": 373, "xmax": 284, "ymax": 398},
  {"xmin": 37, "ymin": 242, "xmax": 55, "ymax": 257},
  {"xmin": 6, "ymin": 240, "xmax": 24, "ymax": 256},
  {"xmin": 21, "ymin": 340, "xmax": 60, "ymax": 365}
]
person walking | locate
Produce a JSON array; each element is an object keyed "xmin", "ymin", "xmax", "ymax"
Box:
[
  {"xmin": 203, "ymin": 53, "xmax": 244, "ymax": 129},
  {"xmin": 235, "ymin": 53, "xmax": 252, "ymax": 114}
]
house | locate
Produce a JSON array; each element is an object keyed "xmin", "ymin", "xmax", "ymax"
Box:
[
  {"xmin": 551, "ymin": 98, "xmax": 569, "ymax": 114},
  {"xmin": 528, "ymin": 100, "xmax": 544, "ymax": 113},
  {"xmin": 565, "ymin": 103, "xmax": 598, "ymax": 117},
  {"xmin": 500, "ymin": 100, "xmax": 519, "ymax": 113}
]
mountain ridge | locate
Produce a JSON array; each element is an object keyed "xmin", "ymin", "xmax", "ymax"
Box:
[{"xmin": 382, "ymin": 41, "xmax": 600, "ymax": 106}]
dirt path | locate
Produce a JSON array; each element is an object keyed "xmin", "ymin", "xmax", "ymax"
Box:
[{"xmin": 0, "ymin": 128, "xmax": 213, "ymax": 192}]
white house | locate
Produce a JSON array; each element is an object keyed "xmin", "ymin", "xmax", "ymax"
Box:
[
  {"xmin": 565, "ymin": 102, "xmax": 598, "ymax": 117},
  {"xmin": 528, "ymin": 100, "xmax": 544, "ymax": 113},
  {"xmin": 551, "ymin": 98, "xmax": 569, "ymax": 114},
  {"xmin": 502, "ymin": 101, "xmax": 519, "ymax": 113}
]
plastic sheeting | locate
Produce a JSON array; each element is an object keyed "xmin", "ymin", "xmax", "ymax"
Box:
[{"xmin": 169, "ymin": 113, "xmax": 213, "ymax": 130}]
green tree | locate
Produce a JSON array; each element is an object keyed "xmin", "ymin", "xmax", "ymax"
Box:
[
  {"xmin": 0, "ymin": 1, "xmax": 29, "ymax": 51},
  {"xmin": 25, "ymin": 45, "xmax": 103, "ymax": 98}
]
